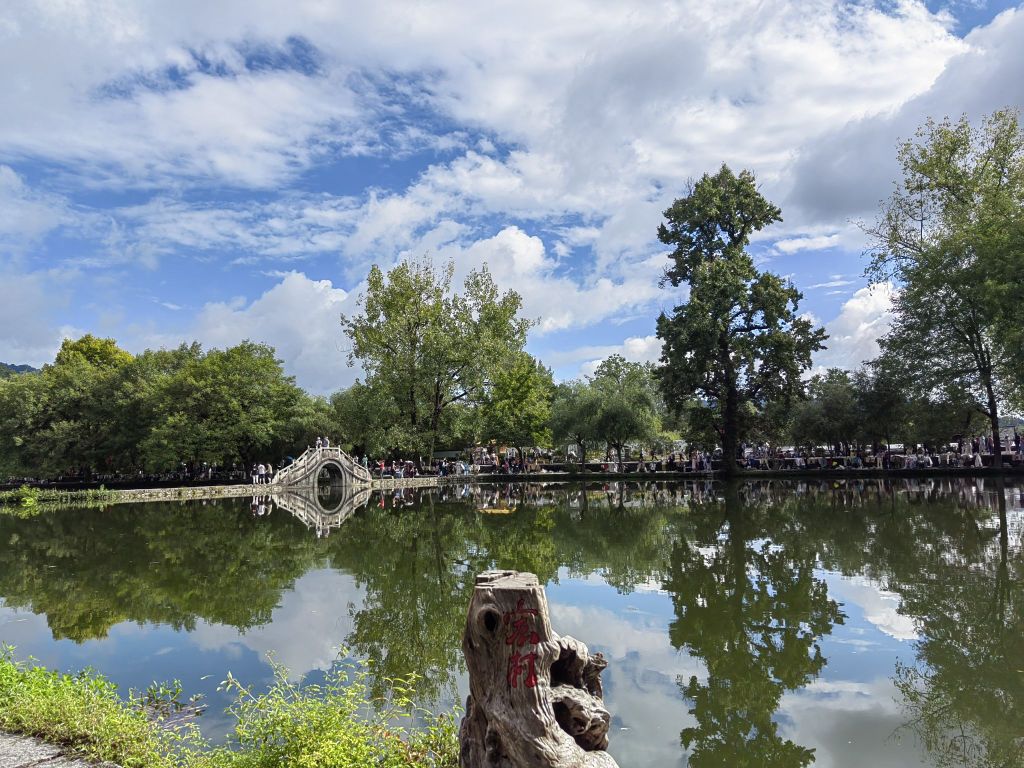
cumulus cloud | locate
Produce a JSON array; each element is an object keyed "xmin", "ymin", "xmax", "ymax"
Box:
[
  {"xmin": 1, "ymin": 0, "xmax": 1018, "ymax": 387},
  {"xmin": 784, "ymin": 6, "xmax": 1024, "ymax": 226},
  {"xmin": 439, "ymin": 227, "xmax": 666, "ymax": 334},
  {"xmin": 0, "ymin": 269, "xmax": 80, "ymax": 366},
  {"xmin": 143, "ymin": 272, "xmax": 358, "ymax": 394},
  {"xmin": 813, "ymin": 282, "xmax": 895, "ymax": 372}
]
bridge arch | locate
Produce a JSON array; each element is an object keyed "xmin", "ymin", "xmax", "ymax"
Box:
[{"xmin": 272, "ymin": 446, "xmax": 372, "ymax": 489}]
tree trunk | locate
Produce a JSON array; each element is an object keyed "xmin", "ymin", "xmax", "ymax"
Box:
[
  {"xmin": 615, "ymin": 443, "xmax": 623, "ymax": 472},
  {"xmin": 460, "ymin": 571, "xmax": 619, "ymax": 768},
  {"xmin": 987, "ymin": 397, "xmax": 1003, "ymax": 469},
  {"xmin": 721, "ymin": 385, "xmax": 740, "ymax": 478}
]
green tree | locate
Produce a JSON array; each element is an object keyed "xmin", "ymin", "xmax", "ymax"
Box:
[
  {"xmin": 550, "ymin": 380, "xmax": 601, "ymax": 469},
  {"xmin": 789, "ymin": 368, "xmax": 859, "ymax": 453},
  {"xmin": 867, "ymin": 109, "xmax": 1024, "ymax": 467},
  {"xmin": 656, "ymin": 165, "xmax": 826, "ymax": 476},
  {"xmin": 852, "ymin": 365, "xmax": 909, "ymax": 449},
  {"xmin": 481, "ymin": 352, "xmax": 553, "ymax": 464},
  {"xmin": 0, "ymin": 337, "xmax": 135, "ymax": 478},
  {"xmin": 141, "ymin": 341, "xmax": 307, "ymax": 470},
  {"xmin": 341, "ymin": 259, "xmax": 532, "ymax": 458},
  {"xmin": 590, "ymin": 355, "xmax": 660, "ymax": 467},
  {"xmin": 53, "ymin": 334, "xmax": 133, "ymax": 369}
]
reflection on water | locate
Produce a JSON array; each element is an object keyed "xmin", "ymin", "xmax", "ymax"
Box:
[
  {"xmin": 272, "ymin": 481, "xmax": 373, "ymax": 538},
  {"xmin": 0, "ymin": 477, "xmax": 1021, "ymax": 767}
]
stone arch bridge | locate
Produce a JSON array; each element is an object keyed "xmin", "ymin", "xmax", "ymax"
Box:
[{"xmin": 271, "ymin": 446, "xmax": 373, "ymax": 488}]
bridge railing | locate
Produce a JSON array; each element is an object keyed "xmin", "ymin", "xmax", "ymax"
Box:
[{"xmin": 272, "ymin": 446, "xmax": 372, "ymax": 487}]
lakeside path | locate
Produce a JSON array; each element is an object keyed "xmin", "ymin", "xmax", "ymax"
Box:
[
  {"xmin": 0, "ymin": 732, "xmax": 120, "ymax": 768},
  {"xmin": 4, "ymin": 464, "xmax": 1024, "ymax": 509}
]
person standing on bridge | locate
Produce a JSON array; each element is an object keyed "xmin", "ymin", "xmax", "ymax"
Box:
[
  {"xmin": 323, "ymin": 436, "xmax": 330, "ymax": 448},
  {"xmin": 315, "ymin": 436, "xmax": 323, "ymax": 450}
]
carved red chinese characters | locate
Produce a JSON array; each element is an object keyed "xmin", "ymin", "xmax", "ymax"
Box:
[{"xmin": 459, "ymin": 570, "xmax": 619, "ymax": 768}]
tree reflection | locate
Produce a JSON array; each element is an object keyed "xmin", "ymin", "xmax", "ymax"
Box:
[
  {"xmin": 664, "ymin": 482, "xmax": 843, "ymax": 767},
  {"xmin": 3, "ymin": 476, "xmax": 1022, "ymax": 767},
  {"xmin": 888, "ymin": 481, "xmax": 1024, "ymax": 768},
  {"xmin": 0, "ymin": 501, "xmax": 325, "ymax": 641},
  {"xmin": 322, "ymin": 483, "xmax": 687, "ymax": 702}
]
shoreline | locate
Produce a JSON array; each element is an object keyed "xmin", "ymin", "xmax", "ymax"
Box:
[{"xmin": 2, "ymin": 465, "xmax": 1022, "ymax": 509}]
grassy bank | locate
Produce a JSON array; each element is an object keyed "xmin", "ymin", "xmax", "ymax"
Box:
[
  {"xmin": 0, "ymin": 647, "xmax": 458, "ymax": 767},
  {"xmin": 0, "ymin": 485, "xmax": 120, "ymax": 516}
]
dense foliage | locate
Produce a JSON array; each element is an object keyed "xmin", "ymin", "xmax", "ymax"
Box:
[
  {"xmin": 0, "ymin": 647, "xmax": 458, "ymax": 768},
  {"xmin": 340, "ymin": 259, "xmax": 532, "ymax": 458},
  {"xmin": 656, "ymin": 164, "xmax": 827, "ymax": 473},
  {"xmin": 788, "ymin": 366, "xmax": 990, "ymax": 452},
  {"xmin": 0, "ymin": 336, "xmax": 327, "ymax": 478},
  {"xmin": 867, "ymin": 109, "xmax": 1024, "ymax": 465}
]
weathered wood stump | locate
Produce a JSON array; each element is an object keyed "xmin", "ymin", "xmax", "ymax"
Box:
[{"xmin": 459, "ymin": 571, "xmax": 619, "ymax": 768}]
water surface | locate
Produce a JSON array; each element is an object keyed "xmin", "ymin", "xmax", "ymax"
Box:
[{"xmin": 1, "ymin": 478, "xmax": 1021, "ymax": 767}]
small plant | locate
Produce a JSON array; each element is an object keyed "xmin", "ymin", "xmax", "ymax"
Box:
[
  {"xmin": 199, "ymin": 656, "xmax": 460, "ymax": 767},
  {"xmin": 0, "ymin": 644, "xmax": 188, "ymax": 767},
  {"xmin": 0, "ymin": 646, "xmax": 459, "ymax": 768}
]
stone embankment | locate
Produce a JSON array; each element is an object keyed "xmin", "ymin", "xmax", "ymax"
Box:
[{"xmin": 0, "ymin": 731, "xmax": 120, "ymax": 768}]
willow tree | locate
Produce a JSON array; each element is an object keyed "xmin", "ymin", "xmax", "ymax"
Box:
[
  {"xmin": 341, "ymin": 258, "xmax": 532, "ymax": 458},
  {"xmin": 867, "ymin": 109, "xmax": 1024, "ymax": 466},
  {"xmin": 656, "ymin": 165, "xmax": 826, "ymax": 475}
]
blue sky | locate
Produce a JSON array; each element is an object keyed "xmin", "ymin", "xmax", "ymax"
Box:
[{"xmin": 1, "ymin": 0, "xmax": 1022, "ymax": 393}]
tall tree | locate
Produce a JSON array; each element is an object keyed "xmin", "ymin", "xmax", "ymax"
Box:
[
  {"xmin": 590, "ymin": 354, "xmax": 660, "ymax": 467},
  {"xmin": 656, "ymin": 165, "xmax": 826, "ymax": 475},
  {"xmin": 341, "ymin": 259, "xmax": 532, "ymax": 458},
  {"xmin": 481, "ymin": 351, "xmax": 553, "ymax": 464},
  {"xmin": 550, "ymin": 379, "xmax": 602, "ymax": 469},
  {"xmin": 867, "ymin": 109, "xmax": 1024, "ymax": 466}
]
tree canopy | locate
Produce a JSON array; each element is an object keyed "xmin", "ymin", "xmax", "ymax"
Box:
[
  {"xmin": 867, "ymin": 109, "xmax": 1024, "ymax": 465},
  {"xmin": 0, "ymin": 337, "xmax": 322, "ymax": 478},
  {"xmin": 656, "ymin": 164, "xmax": 826, "ymax": 473},
  {"xmin": 341, "ymin": 258, "xmax": 532, "ymax": 458}
]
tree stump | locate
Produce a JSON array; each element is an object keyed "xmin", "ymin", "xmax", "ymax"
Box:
[{"xmin": 459, "ymin": 570, "xmax": 619, "ymax": 768}]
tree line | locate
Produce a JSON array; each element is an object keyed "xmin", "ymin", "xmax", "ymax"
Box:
[
  {"xmin": 0, "ymin": 335, "xmax": 331, "ymax": 479},
  {"xmin": 0, "ymin": 108, "xmax": 1020, "ymax": 479}
]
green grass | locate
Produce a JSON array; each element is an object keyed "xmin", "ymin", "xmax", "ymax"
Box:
[
  {"xmin": 0, "ymin": 485, "xmax": 119, "ymax": 516},
  {"xmin": 0, "ymin": 647, "xmax": 459, "ymax": 768},
  {"xmin": 0, "ymin": 645, "xmax": 180, "ymax": 767}
]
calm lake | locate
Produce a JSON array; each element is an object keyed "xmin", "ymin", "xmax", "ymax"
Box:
[{"xmin": 1, "ymin": 478, "xmax": 1021, "ymax": 767}]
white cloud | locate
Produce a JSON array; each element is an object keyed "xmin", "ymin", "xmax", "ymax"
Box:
[
  {"xmin": 775, "ymin": 234, "xmax": 842, "ymax": 254},
  {"xmin": 434, "ymin": 227, "xmax": 666, "ymax": 335},
  {"xmin": 813, "ymin": 282, "xmax": 895, "ymax": 371},
  {"xmin": 2, "ymin": 0, "xmax": 1020, "ymax": 389},
  {"xmin": 559, "ymin": 335, "xmax": 663, "ymax": 379},
  {"xmin": 804, "ymin": 278, "xmax": 857, "ymax": 290},
  {"xmin": 0, "ymin": 269, "xmax": 80, "ymax": 366},
  {"xmin": 784, "ymin": 6, "xmax": 1024, "ymax": 225},
  {"xmin": 0, "ymin": 165, "xmax": 75, "ymax": 248},
  {"xmin": 0, "ymin": 1, "xmax": 967, "ymax": 203},
  {"xmin": 141, "ymin": 272, "xmax": 358, "ymax": 394}
]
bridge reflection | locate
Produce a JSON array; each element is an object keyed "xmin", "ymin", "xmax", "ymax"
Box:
[{"xmin": 269, "ymin": 480, "xmax": 372, "ymax": 538}]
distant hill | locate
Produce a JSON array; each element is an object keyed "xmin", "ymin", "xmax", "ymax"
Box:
[{"xmin": 0, "ymin": 362, "xmax": 38, "ymax": 378}]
